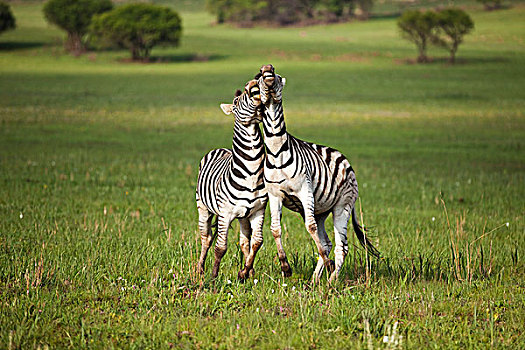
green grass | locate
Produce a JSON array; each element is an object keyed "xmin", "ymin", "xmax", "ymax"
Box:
[{"xmin": 1, "ymin": 2, "xmax": 524, "ymax": 349}]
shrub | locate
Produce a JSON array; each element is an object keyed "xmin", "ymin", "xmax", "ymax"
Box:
[
  {"xmin": 206, "ymin": 0, "xmax": 266, "ymax": 24},
  {"xmin": 356, "ymin": 0, "xmax": 374, "ymax": 20},
  {"xmin": 205, "ymin": 0, "xmax": 374, "ymax": 25},
  {"xmin": 43, "ymin": 0, "xmax": 113, "ymax": 53},
  {"xmin": 477, "ymin": 0, "xmax": 503, "ymax": 11},
  {"xmin": 435, "ymin": 8, "xmax": 474, "ymax": 63},
  {"xmin": 397, "ymin": 10, "xmax": 439, "ymax": 63},
  {"xmin": 90, "ymin": 4, "xmax": 182, "ymax": 61},
  {"xmin": 324, "ymin": 0, "xmax": 351, "ymax": 18},
  {"xmin": 0, "ymin": 1, "xmax": 16, "ymax": 35}
]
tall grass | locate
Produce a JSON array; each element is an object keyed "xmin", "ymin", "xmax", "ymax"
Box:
[{"xmin": 0, "ymin": 2, "xmax": 523, "ymax": 349}]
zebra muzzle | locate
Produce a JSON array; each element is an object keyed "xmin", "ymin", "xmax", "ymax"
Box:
[
  {"xmin": 263, "ymin": 73, "xmax": 275, "ymax": 87},
  {"xmin": 260, "ymin": 64, "xmax": 275, "ymax": 87}
]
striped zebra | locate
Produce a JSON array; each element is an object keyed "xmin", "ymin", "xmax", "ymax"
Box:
[
  {"xmin": 256, "ymin": 64, "xmax": 379, "ymax": 283},
  {"xmin": 196, "ymin": 80, "xmax": 268, "ymax": 280}
]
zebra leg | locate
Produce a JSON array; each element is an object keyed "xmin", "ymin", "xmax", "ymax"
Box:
[
  {"xmin": 237, "ymin": 218, "xmax": 252, "ymax": 281},
  {"xmin": 238, "ymin": 218, "xmax": 252, "ymax": 263},
  {"xmin": 297, "ymin": 184, "xmax": 334, "ymax": 282},
  {"xmin": 269, "ymin": 194, "xmax": 292, "ymax": 277},
  {"xmin": 197, "ymin": 205, "xmax": 215, "ymax": 275},
  {"xmin": 312, "ymin": 212, "xmax": 333, "ymax": 283},
  {"xmin": 238, "ymin": 209, "xmax": 265, "ymax": 280},
  {"xmin": 212, "ymin": 215, "xmax": 232, "ymax": 279},
  {"xmin": 329, "ymin": 204, "xmax": 351, "ymax": 282}
]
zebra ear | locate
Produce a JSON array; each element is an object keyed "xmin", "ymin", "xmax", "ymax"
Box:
[
  {"xmin": 220, "ymin": 103, "xmax": 234, "ymax": 115},
  {"xmin": 282, "ymin": 77, "xmax": 286, "ymax": 86}
]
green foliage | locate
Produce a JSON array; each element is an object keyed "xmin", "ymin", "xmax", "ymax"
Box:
[
  {"xmin": 397, "ymin": 9, "xmax": 439, "ymax": 62},
  {"xmin": 435, "ymin": 8, "xmax": 474, "ymax": 63},
  {"xmin": 398, "ymin": 8, "xmax": 474, "ymax": 63},
  {"xmin": 205, "ymin": 0, "xmax": 375, "ymax": 25},
  {"xmin": 477, "ymin": 0, "xmax": 503, "ymax": 10},
  {"xmin": 42, "ymin": 0, "xmax": 113, "ymax": 53},
  {"xmin": 205, "ymin": 0, "xmax": 266, "ymax": 24},
  {"xmin": 0, "ymin": 1, "xmax": 15, "ymax": 35},
  {"xmin": 356, "ymin": 0, "xmax": 373, "ymax": 19},
  {"xmin": 206, "ymin": 0, "xmax": 305, "ymax": 25},
  {"xmin": 90, "ymin": 4, "xmax": 182, "ymax": 61}
]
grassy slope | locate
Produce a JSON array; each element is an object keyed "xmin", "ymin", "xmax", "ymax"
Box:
[{"xmin": 0, "ymin": 2, "xmax": 524, "ymax": 349}]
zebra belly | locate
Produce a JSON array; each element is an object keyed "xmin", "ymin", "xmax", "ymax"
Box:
[
  {"xmin": 237, "ymin": 195, "xmax": 268, "ymax": 218},
  {"xmin": 313, "ymin": 191, "xmax": 339, "ymax": 214},
  {"xmin": 268, "ymin": 179, "xmax": 336, "ymax": 216},
  {"xmin": 281, "ymin": 192, "xmax": 337, "ymax": 217},
  {"xmin": 282, "ymin": 194, "xmax": 304, "ymax": 215}
]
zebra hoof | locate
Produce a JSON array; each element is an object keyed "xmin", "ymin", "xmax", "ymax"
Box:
[
  {"xmin": 238, "ymin": 268, "xmax": 250, "ymax": 281},
  {"xmin": 281, "ymin": 264, "xmax": 293, "ymax": 278},
  {"xmin": 325, "ymin": 260, "xmax": 336, "ymax": 275}
]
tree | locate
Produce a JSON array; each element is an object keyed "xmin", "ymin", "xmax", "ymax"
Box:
[
  {"xmin": 356, "ymin": 0, "xmax": 374, "ymax": 20},
  {"xmin": 43, "ymin": 0, "xmax": 113, "ymax": 54},
  {"xmin": 323, "ymin": 0, "xmax": 355, "ymax": 19},
  {"xmin": 206, "ymin": 0, "xmax": 265, "ymax": 24},
  {"xmin": 298, "ymin": 0, "xmax": 320, "ymax": 19},
  {"xmin": 435, "ymin": 8, "xmax": 474, "ymax": 63},
  {"xmin": 206, "ymin": 0, "xmax": 377, "ymax": 25},
  {"xmin": 477, "ymin": 0, "xmax": 503, "ymax": 11},
  {"xmin": 397, "ymin": 10, "xmax": 439, "ymax": 63},
  {"xmin": 90, "ymin": 4, "xmax": 182, "ymax": 61},
  {"xmin": 0, "ymin": 1, "xmax": 16, "ymax": 35},
  {"xmin": 205, "ymin": 0, "xmax": 229, "ymax": 24}
]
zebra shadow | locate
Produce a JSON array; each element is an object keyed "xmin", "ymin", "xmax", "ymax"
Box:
[
  {"xmin": 148, "ymin": 53, "xmax": 227, "ymax": 63},
  {"xmin": 0, "ymin": 41, "xmax": 44, "ymax": 51}
]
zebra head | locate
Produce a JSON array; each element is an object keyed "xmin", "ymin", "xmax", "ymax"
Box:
[
  {"xmin": 220, "ymin": 80, "xmax": 263, "ymax": 125},
  {"xmin": 255, "ymin": 64, "xmax": 286, "ymax": 105}
]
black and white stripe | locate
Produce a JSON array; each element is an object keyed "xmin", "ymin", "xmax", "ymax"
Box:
[
  {"xmin": 256, "ymin": 64, "xmax": 379, "ymax": 282},
  {"xmin": 196, "ymin": 80, "xmax": 267, "ymax": 280}
]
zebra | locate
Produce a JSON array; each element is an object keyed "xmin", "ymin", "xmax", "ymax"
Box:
[
  {"xmin": 196, "ymin": 80, "xmax": 268, "ymax": 280},
  {"xmin": 255, "ymin": 64, "xmax": 379, "ymax": 283}
]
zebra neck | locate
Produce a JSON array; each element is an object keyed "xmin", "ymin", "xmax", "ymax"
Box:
[
  {"xmin": 262, "ymin": 101, "xmax": 290, "ymax": 162},
  {"xmin": 230, "ymin": 120, "xmax": 265, "ymax": 176}
]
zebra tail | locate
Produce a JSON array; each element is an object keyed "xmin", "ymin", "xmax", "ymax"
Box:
[{"xmin": 351, "ymin": 208, "xmax": 380, "ymax": 258}]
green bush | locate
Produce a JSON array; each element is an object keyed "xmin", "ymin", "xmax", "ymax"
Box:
[
  {"xmin": 477, "ymin": 0, "xmax": 503, "ymax": 11},
  {"xmin": 205, "ymin": 0, "xmax": 374, "ymax": 25},
  {"xmin": 43, "ymin": 0, "xmax": 113, "ymax": 53},
  {"xmin": 435, "ymin": 8, "xmax": 474, "ymax": 63},
  {"xmin": 324, "ymin": 0, "xmax": 353, "ymax": 18},
  {"xmin": 397, "ymin": 10, "xmax": 439, "ymax": 63},
  {"xmin": 0, "ymin": 1, "xmax": 16, "ymax": 35},
  {"xmin": 90, "ymin": 4, "xmax": 182, "ymax": 61},
  {"xmin": 206, "ymin": 0, "xmax": 265, "ymax": 24},
  {"xmin": 356, "ymin": 0, "xmax": 374, "ymax": 19}
]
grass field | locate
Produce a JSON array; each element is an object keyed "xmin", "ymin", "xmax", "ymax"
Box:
[{"xmin": 1, "ymin": 1, "xmax": 524, "ymax": 349}]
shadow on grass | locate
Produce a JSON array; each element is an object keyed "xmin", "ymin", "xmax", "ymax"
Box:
[
  {"xmin": 117, "ymin": 53, "xmax": 228, "ymax": 64},
  {"xmin": 287, "ymin": 246, "xmax": 471, "ymax": 284},
  {"xmin": 0, "ymin": 41, "xmax": 44, "ymax": 51},
  {"xmin": 394, "ymin": 56, "xmax": 510, "ymax": 65},
  {"xmin": 151, "ymin": 53, "xmax": 228, "ymax": 63},
  {"xmin": 369, "ymin": 12, "xmax": 401, "ymax": 20}
]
